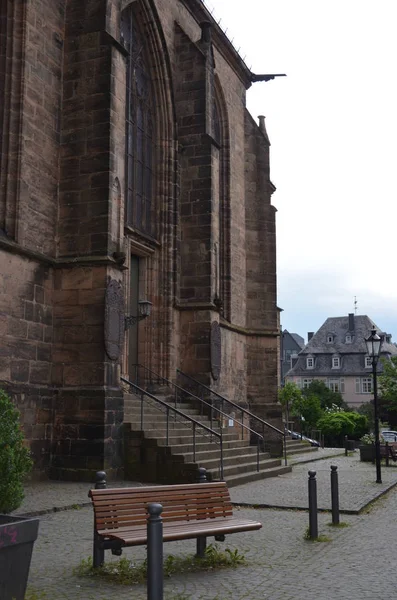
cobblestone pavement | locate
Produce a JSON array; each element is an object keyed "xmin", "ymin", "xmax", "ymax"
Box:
[
  {"xmin": 231, "ymin": 452, "xmax": 397, "ymax": 512},
  {"xmin": 20, "ymin": 451, "xmax": 397, "ymax": 599}
]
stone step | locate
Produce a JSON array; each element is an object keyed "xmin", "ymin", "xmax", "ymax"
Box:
[
  {"xmin": 173, "ymin": 445, "xmax": 266, "ymax": 463},
  {"xmin": 145, "ymin": 431, "xmax": 242, "ymax": 445},
  {"xmin": 199, "ymin": 455, "xmax": 282, "ymax": 476},
  {"xmin": 287, "ymin": 445, "xmax": 319, "ymax": 455},
  {"xmin": 167, "ymin": 438, "xmax": 256, "ymax": 454},
  {"xmin": 124, "ymin": 414, "xmax": 218, "ymax": 428},
  {"xmin": 220, "ymin": 464, "xmax": 292, "ymax": 488}
]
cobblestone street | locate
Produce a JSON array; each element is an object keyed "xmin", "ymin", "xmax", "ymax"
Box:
[{"xmin": 22, "ymin": 452, "xmax": 397, "ymax": 599}]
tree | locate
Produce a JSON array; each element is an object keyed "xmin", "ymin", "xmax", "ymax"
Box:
[
  {"xmin": 379, "ymin": 356, "xmax": 397, "ymax": 424},
  {"xmin": 317, "ymin": 411, "xmax": 369, "ymax": 446},
  {"xmin": 302, "ymin": 380, "xmax": 347, "ymax": 411},
  {"xmin": 278, "ymin": 382, "xmax": 303, "ymax": 411},
  {"xmin": 291, "ymin": 393, "xmax": 323, "ymax": 434}
]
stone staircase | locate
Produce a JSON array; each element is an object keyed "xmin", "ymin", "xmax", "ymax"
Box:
[
  {"xmin": 285, "ymin": 436, "xmax": 320, "ymax": 457},
  {"xmin": 123, "ymin": 392, "xmax": 292, "ymax": 487}
]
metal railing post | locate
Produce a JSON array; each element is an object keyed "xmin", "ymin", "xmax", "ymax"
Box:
[
  {"xmin": 193, "ymin": 422, "xmax": 196, "ymax": 463},
  {"xmin": 256, "ymin": 437, "xmax": 260, "ymax": 472},
  {"xmin": 308, "ymin": 470, "xmax": 318, "ymax": 539},
  {"xmin": 330, "ymin": 465, "xmax": 339, "ymax": 525},
  {"xmin": 92, "ymin": 471, "xmax": 106, "ymax": 568},
  {"xmin": 220, "ymin": 431, "xmax": 224, "ymax": 480},
  {"xmin": 147, "ymin": 503, "xmax": 163, "ymax": 600},
  {"xmin": 141, "ymin": 392, "xmax": 144, "ymax": 430}
]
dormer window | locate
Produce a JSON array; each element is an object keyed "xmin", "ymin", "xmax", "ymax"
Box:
[
  {"xmin": 306, "ymin": 357, "xmax": 314, "ymax": 369},
  {"xmin": 332, "ymin": 356, "xmax": 340, "ymax": 369},
  {"xmin": 327, "ymin": 335, "xmax": 334, "ymax": 344},
  {"xmin": 365, "ymin": 356, "xmax": 372, "ymax": 369},
  {"xmin": 345, "ymin": 334, "xmax": 353, "ymax": 343}
]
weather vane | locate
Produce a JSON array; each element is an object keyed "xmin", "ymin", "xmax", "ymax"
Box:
[{"xmin": 354, "ymin": 296, "xmax": 358, "ymax": 315}]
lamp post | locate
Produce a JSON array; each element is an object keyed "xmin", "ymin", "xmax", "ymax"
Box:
[
  {"xmin": 124, "ymin": 300, "xmax": 152, "ymax": 330},
  {"xmin": 364, "ymin": 327, "xmax": 383, "ymax": 484}
]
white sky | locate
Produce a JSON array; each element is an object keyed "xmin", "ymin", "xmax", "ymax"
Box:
[{"xmin": 205, "ymin": 0, "xmax": 397, "ymax": 342}]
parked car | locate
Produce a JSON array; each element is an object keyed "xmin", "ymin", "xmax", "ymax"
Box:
[
  {"xmin": 286, "ymin": 429, "xmax": 321, "ymax": 447},
  {"xmin": 381, "ymin": 431, "xmax": 397, "ymax": 443}
]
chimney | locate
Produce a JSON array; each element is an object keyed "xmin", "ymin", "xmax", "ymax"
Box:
[
  {"xmin": 308, "ymin": 332, "xmax": 314, "ymax": 341},
  {"xmin": 348, "ymin": 313, "xmax": 355, "ymax": 331}
]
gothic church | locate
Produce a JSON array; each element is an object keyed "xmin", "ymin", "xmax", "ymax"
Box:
[{"xmin": 0, "ymin": 0, "xmax": 281, "ymax": 479}]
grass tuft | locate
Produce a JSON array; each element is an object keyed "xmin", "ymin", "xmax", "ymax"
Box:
[{"xmin": 74, "ymin": 544, "xmax": 246, "ymax": 586}]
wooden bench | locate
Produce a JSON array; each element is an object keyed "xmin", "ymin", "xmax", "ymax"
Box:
[
  {"xmin": 380, "ymin": 443, "xmax": 397, "ymax": 465},
  {"xmin": 89, "ymin": 480, "xmax": 262, "ymax": 567}
]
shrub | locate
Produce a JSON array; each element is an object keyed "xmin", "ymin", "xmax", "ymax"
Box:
[{"xmin": 0, "ymin": 389, "xmax": 33, "ymax": 513}]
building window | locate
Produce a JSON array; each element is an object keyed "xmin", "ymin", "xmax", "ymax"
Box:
[
  {"xmin": 306, "ymin": 357, "xmax": 314, "ymax": 369},
  {"xmin": 365, "ymin": 356, "xmax": 372, "ymax": 369},
  {"xmin": 345, "ymin": 334, "xmax": 352, "ymax": 343},
  {"xmin": 302, "ymin": 378, "xmax": 312, "ymax": 389},
  {"xmin": 332, "ymin": 356, "xmax": 340, "ymax": 369},
  {"xmin": 327, "ymin": 335, "xmax": 334, "ymax": 343},
  {"xmin": 361, "ymin": 378, "xmax": 373, "ymax": 394},
  {"xmin": 122, "ymin": 7, "xmax": 155, "ymax": 237},
  {"xmin": 328, "ymin": 378, "xmax": 340, "ymax": 393}
]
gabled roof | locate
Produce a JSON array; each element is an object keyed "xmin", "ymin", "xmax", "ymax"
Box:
[
  {"xmin": 300, "ymin": 315, "xmax": 396, "ymax": 355},
  {"xmin": 285, "ymin": 314, "xmax": 397, "ymax": 378}
]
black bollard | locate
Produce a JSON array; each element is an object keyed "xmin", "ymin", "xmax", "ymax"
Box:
[
  {"xmin": 95, "ymin": 471, "xmax": 107, "ymax": 489},
  {"xmin": 196, "ymin": 467, "xmax": 208, "ymax": 555},
  {"xmin": 330, "ymin": 465, "xmax": 340, "ymax": 525},
  {"xmin": 92, "ymin": 471, "xmax": 107, "ymax": 568},
  {"xmin": 147, "ymin": 503, "xmax": 164, "ymax": 600},
  {"xmin": 385, "ymin": 442, "xmax": 390, "ymax": 467},
  {"xmin": 308, "ymin": 470, "xmax": 318, "ymax": 539},
  {"xmin": 344, "ymin": 435, "xmax": 348, "ymax": 457},
  {"xmin": 198, "ymin": 467, "xmax": 207, "ymax": 483}
]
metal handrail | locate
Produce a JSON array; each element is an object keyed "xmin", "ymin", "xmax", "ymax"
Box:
[
  {"xmin": 129, "ymin": 365, "xmax": 267, "ymax": 473},
  {"xmin": 177, "ymin": 369, "xmax": 287, "ymax": 466},
  {"xmin": 121, "ymin": 376, "xmax": 224, "ymax": 479}
]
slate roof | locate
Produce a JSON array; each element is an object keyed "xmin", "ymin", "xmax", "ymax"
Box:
[
  {"xmin": 286, "ymin": 314, "xmax": 397, "ymax": 378},
  {"xmin": 290, "ymin": 333, "xmax": 304, "ymax": 348}
]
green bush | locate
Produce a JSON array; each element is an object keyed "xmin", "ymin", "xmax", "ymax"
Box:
[{"xmin": 0, "ymin": 389, "xmax": 33, "ymax": 513}]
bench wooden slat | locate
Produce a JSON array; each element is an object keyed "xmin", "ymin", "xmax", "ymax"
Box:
[
  {"xmin": 95, "ymin": 511, "xmax": 234, "ymax": 529},
  {"xmin": 100, "ymin": 517, "xmax": 262, "ymax": 546}
]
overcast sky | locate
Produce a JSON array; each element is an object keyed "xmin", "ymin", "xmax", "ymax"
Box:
[{"xmin": 205, "ymin": 0, "xmax": 397, "ymax": 343}]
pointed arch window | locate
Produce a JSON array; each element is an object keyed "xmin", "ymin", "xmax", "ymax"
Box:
[{"xmin": 121, "ymin": 7, "xmax": 155, "ymax": 237}]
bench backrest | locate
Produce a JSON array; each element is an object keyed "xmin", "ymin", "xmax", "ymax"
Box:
[{"xmin": 89, "ymin": 482, "xmax": 233, "ymax": 532}]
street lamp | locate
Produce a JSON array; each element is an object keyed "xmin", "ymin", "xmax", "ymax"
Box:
[{"xmin": 364, "ymin": 327, "xmax": 383, "ymax": 483}]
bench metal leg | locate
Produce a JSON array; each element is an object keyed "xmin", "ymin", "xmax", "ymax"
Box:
[
  {"xmin": 93, "ymin": 532, "xmax": 104, "ymax": 568},
  {"xmin": 196, "ymin": 536, "xmax": 207, "ymax": 558}
]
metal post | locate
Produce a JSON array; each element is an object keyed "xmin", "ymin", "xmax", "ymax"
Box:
[
  {"xmin": 373, "ymin": 361, "xmax": 382, "ymax": 483},
  {"xmin": 308, "ymin": 470, "xmax": 318, "ymax": 539},
  {"xmin": 344, "ymin": 435, "xmax": 348, "ymax": 456},
  {"xmin": 283, "ymin": 427, "xmax": 287, "ymax": 466},
  {"xmin": 330, "ymin": 465, "xmax": 340, "ymax": 525},
  {"xmin": 92, "ymin": 471, "xmax": 107, "ymax": 568},
  {"xmin": 385, "ymin": 441, "xmax": 390, "ymax": 467},
  {"xmin": 147, "ymin": 503, "xmax": 163, "ymax": 600}
]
